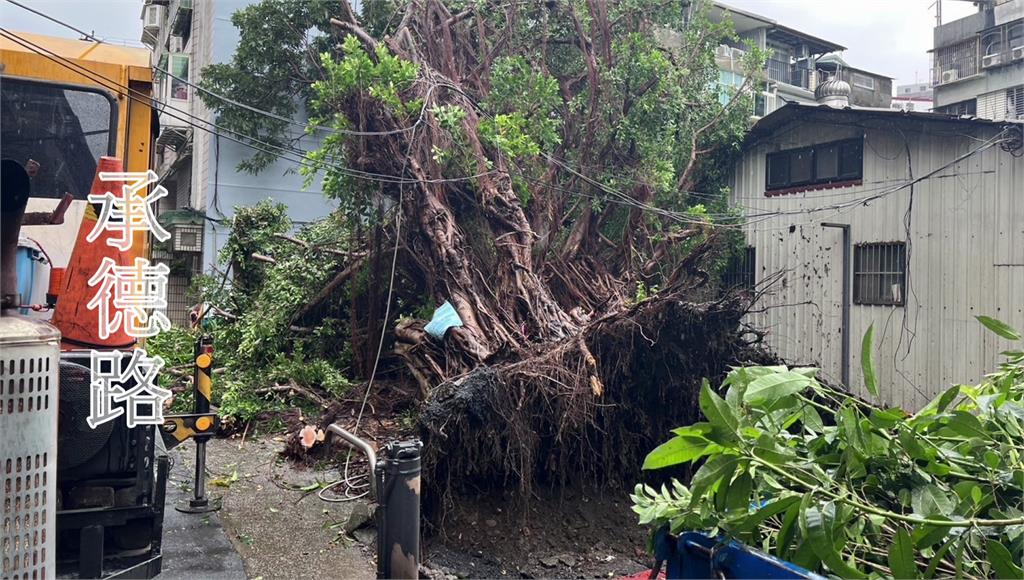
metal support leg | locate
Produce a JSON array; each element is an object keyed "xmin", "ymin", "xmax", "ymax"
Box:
[{"xmin": 80, "ymin": 525, "xmax": 104, "ymax": 579}]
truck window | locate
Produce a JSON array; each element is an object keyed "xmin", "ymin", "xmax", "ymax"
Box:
[{"xmin": 1, "ymin": 77, "xmax": 117, "ymax": 199}]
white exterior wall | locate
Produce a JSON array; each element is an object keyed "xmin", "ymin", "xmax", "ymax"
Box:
[{"xmin": 731, "ymin": 119, "xmax": 1024, "ymax": 410}]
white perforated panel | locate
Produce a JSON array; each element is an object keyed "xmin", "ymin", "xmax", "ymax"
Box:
[{"xmin": 1, "ymin": 316, "xmax": 59, "ymax": 580}]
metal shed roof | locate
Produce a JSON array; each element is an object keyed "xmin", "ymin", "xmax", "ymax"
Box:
[{"xmin": 746, "ymin": 102, "xmax": 1024, "ymax": 145}]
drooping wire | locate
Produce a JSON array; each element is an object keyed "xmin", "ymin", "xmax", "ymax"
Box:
[
  {"xmin": 2, "ymin": 0, "xmax": 101, "ymax": 42},
  {"xmin": 0, "ymin": 28, "xmax": 498, "ymax": 188},
  {"xmin": 3, "ymin": 24, "xmax": 1013, "ymax": 236}
]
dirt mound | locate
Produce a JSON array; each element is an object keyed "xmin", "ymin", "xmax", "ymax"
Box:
[{"xmin": 422, "ymin": 487, "xmax": 651, "ymax": 579}]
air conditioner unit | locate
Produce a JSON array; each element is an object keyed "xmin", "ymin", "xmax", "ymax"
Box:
[
  {"xmin": 143, "ymin": 5, "xmax": 163, "ymax": 31},
  {"xmin": 731, "ymin": 47, "xmax": 746, "ymax": 60},
  {"xmin": 1012, "ymin": 47, "xmax": 1024, "ymax": 61},
  {"xmin": 171, "ymin": 224, "xmax": 203, "ymax": 253},
  {"xmin": 715, "ymin": 44, "xmax": 732, "ymax": 59},
  {"xmin": 940, "ymin": 69, "xmax": 959, "ymax": 84},
  {"xmin": 982, "ymin": 53, "xmax": 1003, "ymax": 68},
  {"xmin": 169, "ymin": 35, "xmax": 184, "ymax": 53}
]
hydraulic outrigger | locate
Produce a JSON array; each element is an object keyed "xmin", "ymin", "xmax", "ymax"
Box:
[{"xmin": 161, "ymin": 334, "xmax": 221, "ymax": 513}]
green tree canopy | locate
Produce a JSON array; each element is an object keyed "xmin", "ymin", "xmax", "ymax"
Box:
[{"xmin": 199, "ymin": 0, "xmax": 765, "ymax": 393}]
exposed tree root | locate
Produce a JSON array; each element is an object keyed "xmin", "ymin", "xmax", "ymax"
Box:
[{"xmin": 418, "ymin": 290, "xmax": 775, "ymax": 518}]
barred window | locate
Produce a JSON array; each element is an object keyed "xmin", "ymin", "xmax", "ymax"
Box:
[
  {"xmin": 854, "ymin": 242, "xmax": 906, "ymax": 306},
  {"xmin": 938, "ymin": 99, "xmax": 977, "ymax": 116},
  {"xmin": 1007, "ymin": 86, "xmax": 1024, "ymax": 119},
  {"xmin": 722, "ymin": 246, "xmax": 756, "ymax": 290}
]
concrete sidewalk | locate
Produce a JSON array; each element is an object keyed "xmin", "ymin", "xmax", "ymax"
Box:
[
  {"xmin": 161, "ymin": 436, "xmax": 375, "ymax": 580},
  {"xmin": 159, "ymin": 445, "xmax": 247, "ymax": 579}
]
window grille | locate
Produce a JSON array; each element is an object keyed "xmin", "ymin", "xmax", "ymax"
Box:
[
  {"xmin": 938, "ymin": 99, "xmax": 977, "ymax": 116},
  {"xmin": 852, "ymin": 73, "xmax": 875, "ymax": 90},
  {"xmin": 982, "ymin": 29, "xmax": 1004, "ymax": 56},
  {"xmin": 722, "ymin": 246, "xmax": 756, "ymax": 291},
  {"xmin": 933, "ymin": 37, "xmax": 979, "ymax": 84},
  {"xmin": 854, "ymin": 243, "xmax": 906, "ymax": 306},
  {"xmin": 1007, "ymin": 86, "xmax": 1024, "ymax": 118}
]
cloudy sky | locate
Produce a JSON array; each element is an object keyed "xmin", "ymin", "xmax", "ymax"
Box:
[{"xmin": 2, "ymin": 0, "xmax": 978, "ymax": 88}]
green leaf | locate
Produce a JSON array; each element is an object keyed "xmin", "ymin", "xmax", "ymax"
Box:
[
  {"xmin": 922, "ymin": 537, "xmax": 955, "ymax": 579},
  {"xmin": 731, "ymin": 495, "xmax": 800, "ymax": 535},
  {"xmin": 912, "ymin": 518, "xmax": 951, "ymax": 548},
  {"xmin": 986, "ymin": 539, "xmax": 1024, "ymax": 580},
  {"xmin": 800, "ymin": 497, "xmax": 867, "ymax": 579},
  {"xmin": 700, "ymin": 379, "xmax": 739, "ymax": 441},
  {"xmin": 944, "ymin": 411, "xmax": 989, "ymax": 440},
  {"xmin": 688, "ymin": 455, "xmax": 739, "ymax": 507},
  {"xmin": 803, "ymin": 405, "xmax": 825, "ymax": 433},
  {"xmin": 642, "ymin": 435, "xmax": 714, "ymax": 470},
  {"xmin": 914, "ymin": 385, "xmax": 961, "ymax": 418},
  {"xmin": 723, "ymin": 472, "xmax": 753, "ymax": 514},
  {"xmin": 869, "ymin": 407, "xmax": 906, "ymax": 429},
  {"xmin": 752, "ymin": 439, "xmax": 798, "ymax": 465},
  {"xmin": 776, "ymin": 500, "xmax": 802, "ymax": 559},
  {"xmin": 911, "ymin": 484, "xmax": 955, "ymax": 517},
  {"xmin": 743, "ymin": 370, "xmax": 812, "ymax": 406},
  {"xmin": 899, "ymin": 428, "xmax": 932, "ymax": 461},
  {"xmin": 888, "ymin": 528, "xmax": 916, "ymax": 579},
  {"xmin": 861, "ymin": 324, "xmax": 878, "ymax": 397},
  {"xmin": 936, "ymin": 386, "xmax": 960, "ymax": 412},
  {"xmin": 976, "ymin": 315, "xmax": 1021, "ymax": 341},
  {"xmin": 670, "ymin": 423, "xmax": 712, "ymax": 437}
]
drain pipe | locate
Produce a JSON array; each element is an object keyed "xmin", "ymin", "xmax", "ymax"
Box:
[
  {"xmin": 328, "ymin": 424, "xmax": 421, "ymax": 580},
  {"xmin": 822, "ymin": 222, "xmax": 851, "ymax": 387}
]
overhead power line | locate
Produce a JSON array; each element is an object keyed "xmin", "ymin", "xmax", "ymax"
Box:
[
  {"xmin": 0, "ymin": 7, "xmax": 1013, "ymax": 233},
  {"xmin": 0, "ymin": 28, "xmax": 499, "ymax": 188},
  {"xmin": 3, "ymin": 0, "xmax": 101, "ymax": 42},
  {"xmin": 151, "ymin": 64, "xmax": 417, "ymax": 138}
]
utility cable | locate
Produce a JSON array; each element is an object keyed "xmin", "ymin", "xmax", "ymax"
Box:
[
  {"xmin": 0, "ymin": 28, "xmax": 497, "ymax": 188},
  {"xmin": 2, "ymin": 0, "xmax": 101, "ymax": 42},
  {"xmin": 5, "ymin": 1, "xmax": 1017, "ymax": 232},
  {"xmin": 152, "ymin": 63, "xmax": 417, "ymax": 137}
]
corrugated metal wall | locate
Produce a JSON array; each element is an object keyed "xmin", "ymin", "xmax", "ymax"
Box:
[{"xmin": 731, "ymin": 118, "xmax": 1024, "ymax": 410}]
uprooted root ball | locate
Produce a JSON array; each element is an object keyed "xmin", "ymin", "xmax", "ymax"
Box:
[{"xmin": 418, "ymin": 292, "xmax": 774, "ymax": 516}]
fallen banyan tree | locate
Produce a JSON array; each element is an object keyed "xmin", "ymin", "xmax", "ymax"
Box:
[{"xmin": 199, "ymin": 0, "xmax": 771, "ymax": 499}]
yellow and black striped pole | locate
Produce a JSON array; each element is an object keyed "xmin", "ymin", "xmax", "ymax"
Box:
[{"xmin": 179, "ymin": 335, "xmax": 220, "ymax": 513}]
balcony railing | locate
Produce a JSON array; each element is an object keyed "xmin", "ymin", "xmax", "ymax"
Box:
[
  {"xmin": 766, "ymin": 58, "xmax": 790, "ymax": 84},
  {"xmin": 766, "ymin": 59, "xmax": 811, "ymax": 90},
  {"xmin": 933, "ymin": 37, "xmax": 979, "ymax": 85}
]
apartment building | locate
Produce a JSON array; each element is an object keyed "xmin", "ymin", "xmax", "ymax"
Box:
[
  {"xmin": 931, "ymin": 0, "xmax": 1024, "ymax": 119},
  {"xmin": 140, "ymin": 0, "xmax": 336, "ymax": 324},
  {"xmin": 709, "ymin": 2, "xmax": 893, "ymax": 117}
]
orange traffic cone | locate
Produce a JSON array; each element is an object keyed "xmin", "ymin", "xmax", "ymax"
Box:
[{"xmin": 51, "ymin": 156, "xmax": 137, "ymax": 350}]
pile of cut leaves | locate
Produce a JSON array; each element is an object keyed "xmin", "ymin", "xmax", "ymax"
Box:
[{"xmin": 633, "ymin": 316, "xmax": 1024, "ymax": 579}]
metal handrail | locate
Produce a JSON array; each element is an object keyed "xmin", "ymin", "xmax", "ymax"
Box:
[{"xmin": 327, "ymin": 423, "xmax": 377, "ymax": 495}]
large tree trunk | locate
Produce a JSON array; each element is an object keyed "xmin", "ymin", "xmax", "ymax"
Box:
[{"xmin": 316, "ymin": 2, "xmax": 764, "ymax": 505}]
